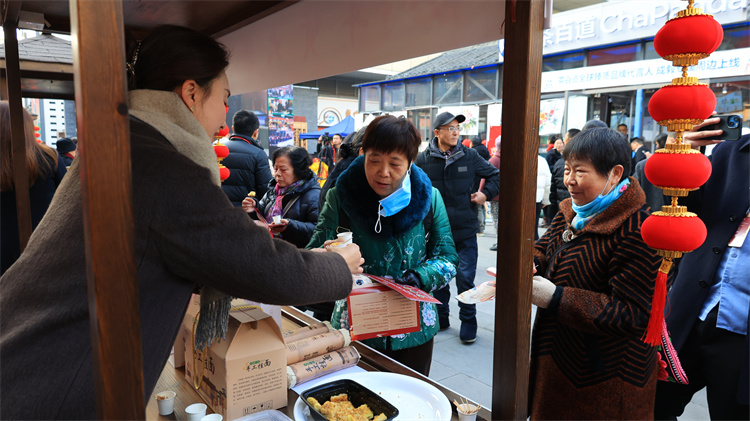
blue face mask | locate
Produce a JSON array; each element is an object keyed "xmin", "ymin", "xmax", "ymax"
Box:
[
  {"xmin": 571, "ymin": 170, "xmax": 630, "ymax": 230},
  {"xmin": 374, "ymin": 168, "xmax": 412, "ymax": 233}
]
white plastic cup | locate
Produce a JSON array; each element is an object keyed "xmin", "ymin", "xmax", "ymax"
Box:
[
  {"xmin": 337, "ymin": 232, "xmax": 353, "ymax": 245},
  {"xmin": 457, "ymin": 404, "xmax": 478, "ymax": 421},
  {"xmin": 154, "ymin": 391, "xmax": 176, "ymax": 416},
  {"xmin": 200, "ymin": 414, "xmax": 223, "ymax": 421},
  {"xmin": 185, "ymin": 403, "xmax": 207, "ymax": 421}
]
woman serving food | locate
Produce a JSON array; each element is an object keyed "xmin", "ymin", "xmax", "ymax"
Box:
[{"xmin": 0, "ymin": 25, "xmax": 362, "ymax": 419}]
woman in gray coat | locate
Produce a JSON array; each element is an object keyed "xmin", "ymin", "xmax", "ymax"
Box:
[{"xmin": 0, "ymin": 25, "xmax": 362, "ymax": 420}]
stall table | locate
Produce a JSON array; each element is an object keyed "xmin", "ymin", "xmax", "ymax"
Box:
[{"xmin": 146, "ymin": 306, "xmax": 490, "ymax": 421}]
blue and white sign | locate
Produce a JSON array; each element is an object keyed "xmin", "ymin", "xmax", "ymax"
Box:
[
  {"xmin": 543, "ymin": 0, "xmax": 748, "ymax": 55},
  {"xmin": 541, "ymin": 47, "xmax": 750, "ymax": 93}
]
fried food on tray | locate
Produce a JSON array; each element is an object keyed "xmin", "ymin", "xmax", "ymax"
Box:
[{"xmin": 306, "ymin": 394, "xmax": 386, "ymax": 421}]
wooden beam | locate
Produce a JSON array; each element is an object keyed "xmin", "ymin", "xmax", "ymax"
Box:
[
  {"xmin": 3, "ymin": 1, "xmax": 33, "ymax": 255},
  {"xmin": 492, "ymin": 0, "xmax": 544, "ymax": 419},
  {"xmin": 69, "ymin": 0, "xmax": 144, "ymax": 418}
]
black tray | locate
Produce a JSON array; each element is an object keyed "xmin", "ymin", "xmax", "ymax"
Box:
[{"xmin": 300, "ymin": 379, "xmax": 399, "ymax": 421}]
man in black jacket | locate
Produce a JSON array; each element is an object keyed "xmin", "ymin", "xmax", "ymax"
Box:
[
  {"xmin": 221, "ymin": 110, "xmax": 273, "ymax": 206},
  {"xmin": 655, "ymin": 130, "xmax": 750, "ymax": 420},
  {"xmin": 415, "ymin": 112, "xmax": 500, "ymax": 343}
]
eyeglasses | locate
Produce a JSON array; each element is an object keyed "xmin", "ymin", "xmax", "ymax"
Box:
[{"xmin": 440, "ymin": 126, "xmax": 461, "ymax": 132}]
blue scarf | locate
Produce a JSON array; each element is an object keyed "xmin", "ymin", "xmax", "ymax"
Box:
[{"xmin": 571, "ymin": 178, "xmax": 630, "ymax": 230}]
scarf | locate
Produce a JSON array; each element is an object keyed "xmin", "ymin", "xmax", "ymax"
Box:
[
  {"xmin": 128, "ymin": 89, "xmax": 230, "ymax": 350},
  {"xmin": 571, "ymin": 178, "xmax": 630, "ymax": 230},
  {"xmin": 268, "ymin": 179, "xmax": 304, "ymax": 220}
]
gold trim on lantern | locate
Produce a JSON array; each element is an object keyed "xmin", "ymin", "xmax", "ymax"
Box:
[
  {"xmin": 657, "ymin": 119, "xmax": 703, "ymax": 132},
  {"xmin": 663, "ymin": 53, "xmax": 708, "ymax": 67},
  {"xmin": 654, "ymin": 206, "xmax": 697, "ymax": 216},
  {"xmin": 657, "ymin": 187, "xmax": 698, "ymax": 197},
  {"xmin": 658, "ymin": 143, "xmax": 699, "ymax": 153},
  {"xmin": 669, "ymin": 76, "xmax": 701, "ymax": 86},
  {"xmin": 658, "ymin": 258, "xmax": 674, "ymax": 274},
  {"xmin": 657, "ymin": 249, "xmax": 685, "ymax": 259},
  {"xmin": 674, "ymin": 0, "xmax": 706, "ymax": 19}
]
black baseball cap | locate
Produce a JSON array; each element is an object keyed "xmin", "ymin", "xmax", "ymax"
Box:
[{"xmin": 433, "ymin": 112, "xmax": 466, "ymax": 131}]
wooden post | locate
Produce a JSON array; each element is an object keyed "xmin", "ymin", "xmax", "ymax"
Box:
[
  {"xmin": 3, "ymin": 1, "xmax": 33, "ymax": 254},
  {"xmin": 492, "ymin": 0, "xmax": 544, "ymax": 419},
  {"xmin": 69, "ymin": 0, "xmax": 144, "ymax": 418}
]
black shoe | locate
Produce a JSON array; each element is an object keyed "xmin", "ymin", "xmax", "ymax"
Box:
[
  {"xmin": 490, "ymin": 243, "xmax": 497, "ymax": 251},
  {"xmin": 460, "ymin": 322, "xmax": 477, "ymax": 343},
  {"xmin": 439, "ymin": 317, "xmax": 450, "ymax": 331}
]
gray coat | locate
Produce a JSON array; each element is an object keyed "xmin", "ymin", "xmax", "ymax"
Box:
[{"xmin": 0, "ymin": 118, "xmax": 352, "ymax": 419}]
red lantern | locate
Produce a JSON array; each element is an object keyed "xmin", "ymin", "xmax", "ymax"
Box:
[
  {"xmin": 214, "ymin": 143, "xmax": 230, "ymax": 160},
  {"xmin": 644, "ymin": 149, "xmax": 711, "ymax": 196},
  {"xmin": 640, "ymin": 208, "xmax": 708, "ymax": 345},
  {"xmin": 219, "ymin": 165, "xmax": 230, "ymax": 181},
  {"xmin": 654, "ymin": 14, "xmax": 723, "ymax": 66},
  {"xmin": 217, "ymin": 126, "xmax": 229, "ymax": 138},
  {"xmin": 648, "ymin": 83, "xmax": 716, "ymax": 131},
  {"xmin": 641, "ymin": 213, "xmax": 707, "ymax": 255}
]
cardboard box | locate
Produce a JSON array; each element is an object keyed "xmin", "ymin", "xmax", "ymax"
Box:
[
  {"xmin": 184, "ymin": 307, "xmax": 287, "ymax": 419},
  {"xmin": 347, "ymin": 274, "xmax": 440, "ymax": 341},
  {"xmin": 173, "ymin": 294, "xmax": 201, "ymax": 368},
  {"xmin": 174, "ymin": 297, "xmax": 282, "ymax": 368}
]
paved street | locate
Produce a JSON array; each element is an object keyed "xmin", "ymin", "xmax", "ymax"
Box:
[{"xmin": 428, "ymin": 218, "xmax": 710, "ymax": 419}]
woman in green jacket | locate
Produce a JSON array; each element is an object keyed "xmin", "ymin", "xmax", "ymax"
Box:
[{"xmin": 308, "ymin": 115, "xmax": 458, "ymax": 376}]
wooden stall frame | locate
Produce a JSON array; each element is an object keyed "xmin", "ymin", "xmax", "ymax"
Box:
[
  {"xmin": 3, "ymin": 1, "xmax": 33, "ymax": 254},
  {"xmin": 493, "ymin": 0, "xmax": 545, "ymax": 419},
  {"xmin": 69, "ymin": 0, "xmax": 144, "ymax": 418}
]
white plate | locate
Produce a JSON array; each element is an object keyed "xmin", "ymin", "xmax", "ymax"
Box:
[{"xmin": 293, "ymin": 372, "xmax": 451, "ymax": 421}]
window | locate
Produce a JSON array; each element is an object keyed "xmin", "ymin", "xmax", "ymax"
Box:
[
  {"xmin": 407, "ymin": 108, "xmax": 436, "ymax": 142},
  {"xmin": 588, "ymin": 43, "xmax": 642, "ymax": 66},
  {"xmin": 464, "ymin": 67, "xmax": 497, "ymax": 103},
  {"xmin": 406, "ymin": 77, "xmax": 431, "ymax": 107},
  {"xmin": 433, "ymin": 72, "xmax": 462, "ymax": 105},
  {"xmin": 717, "ymin": 25, "xmax": 750, "ymax": 51},
  {"xmin": 360, "ymin": 85, "xmax": 381, "ymax": 112},
  {"xmin": 644, "ymin": 40, "xmax": 659, "ymax": 60},
  {"xmin": 382, "ymin": 82, "xmax": 405, "ymax": 111},
  {"xmin": 543, "ymin": 52, "xmax": 584, "ymax": 71}
]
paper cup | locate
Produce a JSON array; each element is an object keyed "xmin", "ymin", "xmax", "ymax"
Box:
[
  {"xmin": 185, "ymin": 403, "xmax": 207, "ymax": 421},
  {"xmin": 457, "ymin": 404, "xmax": 478, "ymax": 421},
  {"xmin": 337, "ymin": 232, "xmax": 353, "ymax": 245},
  {"xmin": 272, "ymin": 215, "xmax": 281, "ymax": 224},
  {"xmin": 201, "ymin": 414, "xmax": 223, "ymax": 421},
  {"xmin": 154, "ymin": 391, "xmax": 176, "ymax": 416}
]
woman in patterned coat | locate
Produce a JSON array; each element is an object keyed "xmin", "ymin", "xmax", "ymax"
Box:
[{"xmin": 530, "ymin": 127, "xmax": 662, "ymax": 420}]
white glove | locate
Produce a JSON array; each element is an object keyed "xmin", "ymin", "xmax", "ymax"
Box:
[{"xmin": 532, "ymin": 276, "xmax": 557, "ymax": 308}]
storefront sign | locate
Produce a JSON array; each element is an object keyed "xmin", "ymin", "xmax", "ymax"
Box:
[
  {"xmin": 542, "ymin": 0, "xmax": 748, "ymax": 55},
  {"xmin": 318, "ymin": 97, "xmax": 358, "ymax": 127},
  {"xmin": 541, "ymin": 47, "xmax": 750, "ymax": 93}
]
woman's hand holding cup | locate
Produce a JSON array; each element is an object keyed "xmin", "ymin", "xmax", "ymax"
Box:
[{"xmin": 328, "ymin": 243, "xmax": 365, "ymax": 274}]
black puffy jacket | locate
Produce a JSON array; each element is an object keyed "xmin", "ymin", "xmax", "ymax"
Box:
[
  {"xmin": 416, "ymin": 139, "xmax": 499, "ymax": 242},
  {"xmin": 550, "ymin": 157, "xmax": 570, "ymax": 205},
  {"xmin": 256, "ymin": 175, "xmax": 320, "ymax": 248},
  {"xmin": 221, "ymin": 134, "xmax": 272, "ymax": 206}
]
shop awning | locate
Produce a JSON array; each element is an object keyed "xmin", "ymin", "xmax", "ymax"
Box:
[{"xmin": 299, "ymin": 115, "xmax": 355, "ymax": 139}]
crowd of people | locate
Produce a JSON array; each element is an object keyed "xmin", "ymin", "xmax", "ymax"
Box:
[{"xmin": 1, "ymin": 23, "xmax": 747, "ymax": 421}]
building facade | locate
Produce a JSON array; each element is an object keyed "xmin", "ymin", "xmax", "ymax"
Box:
[{"xmin": 356, "ymin": 0, "xmax": 749, "ymax": 148}]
